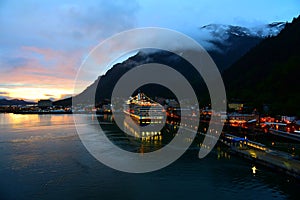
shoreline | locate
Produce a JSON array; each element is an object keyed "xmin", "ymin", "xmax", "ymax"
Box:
[
  {"xmin": 220, "ymin": 135, "xmax": 300, "ymax": 180},
  {"xmin": 1, "ymin": 111, "xmax": 113, "ymax": 115}
]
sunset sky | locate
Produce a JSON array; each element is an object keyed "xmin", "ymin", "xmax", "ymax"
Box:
[{"xmin": 1, "ymin": 0, "xmax": 299, "ymax": 101}]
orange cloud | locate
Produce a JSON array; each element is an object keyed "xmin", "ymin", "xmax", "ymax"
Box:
[
  {"xmin": 0, "ymin": 87, "xmax": 72, "ymax": 101},
  {"xmin": 0, "ymin": 46, "xmax": 91, "ymax": 101},
  {"xmin": 0, "ymin": 42, "xmax": 135, "ymax": 101}
]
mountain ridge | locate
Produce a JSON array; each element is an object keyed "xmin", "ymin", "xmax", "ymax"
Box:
[
  {"xmin": 200, "ymin": 22, "xmax": 285, "ymax": 39},
  {"xmin": 0, "ymin": 98, "xmax": 35, "ymax": 106},
  {"xmin": 223, "ymin": 16, "xmax": 300, "ymax": 115},
  {"xmin": 55, "ymin": 20, "xmax": 291, "ymax": 110},
  {"xmin": 201, "ymin": 22, "xmax": 286, "ymax": 71}
]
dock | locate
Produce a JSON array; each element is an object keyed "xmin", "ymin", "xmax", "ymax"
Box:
[
  {"xmin": 221, "ymin": 133, "xmax": 300, "ymax": 179},
  {"xmin": 269, "ymin": 128, "xmax": 300, "ymax": 142}
]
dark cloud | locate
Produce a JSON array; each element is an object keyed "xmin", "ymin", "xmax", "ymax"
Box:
[
  {"xmin": 0, "ymin": 56, "xmax": 29, "ymax": 71},
  {"xmin": 0, "ymin": 92, "xmax": 9, "ymax": 99},
  {"xmin": 44, "ymin": 94, "xmax": 72, "ymax": 100},
  {"xmin": 0, "ymin": 91, "xmax": 9, "ymax": 95},
  {"xmin": 1, "ymin": 0, "xmax": 140, "ymax": 55},
  {"xmin": 44, "ymin": 94, "xmax": 55, "ymax": 97},
  {"xmin": 61, "ymin": 0, "xmax": 139, "ymax": 40}
]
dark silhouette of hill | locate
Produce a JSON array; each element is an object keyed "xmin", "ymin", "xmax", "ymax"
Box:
[
  {"xmin": 55, "ymin": 20, "xmax": 297, "ymax": 116},
  {"xmin": 72, "ymin": 49, "xmax": 207, "ymax": 105},
  {"xmin": 56, "ymin": 33, "xmax": 273, "ymax": 106},
  {"xmin": 223, "ymin": 16, "xmax": 300, "ymax": 115},
  {"xmin": 53, "ymin": 98, "xmax": 71, "ymax": 106},
  {"xmin": 208, "ymin": 36, "xmax": 263, "ymax": 72},
  {"xmin": 0, "ymin": 98, "xmax": 35, "ymax": 106}
]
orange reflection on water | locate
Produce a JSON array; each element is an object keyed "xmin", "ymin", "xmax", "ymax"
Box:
[
  {"xmin": 0, "ymin": 113, "xmax": 40, "ymax": 129},
  {"xmin": 0, "ymin": 113, "xmax": 76, "ymax": 128}
]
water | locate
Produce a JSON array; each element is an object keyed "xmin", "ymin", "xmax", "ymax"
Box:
[{"xmin": 0, "ymin": 113, "xmax": 299, "ymax": 200}]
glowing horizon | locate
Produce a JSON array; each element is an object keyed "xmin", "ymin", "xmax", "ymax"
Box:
[{"xmin": 0, "ymin": 87, "xmax": 73, "ymax": 102}]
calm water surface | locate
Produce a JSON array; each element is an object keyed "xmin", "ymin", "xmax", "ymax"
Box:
[{"xmin": 0, "ymin": 113, "xmax": 299, "ymax": 200}]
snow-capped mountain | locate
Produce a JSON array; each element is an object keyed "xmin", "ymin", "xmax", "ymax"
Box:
[
  {"xmin": 250, "ymin": 22, "xmax": 286, "ymax": 37},
  {"xmin": 200, "ymin": 22, "xmax": 286, "ymax": 41},
  {"xmin": 56, "ymin": 21, "xmax": 290, "ymax": 106},
  {"xmin": 196, "ymin": 22, "xmax": 286, "ymax": 71}
]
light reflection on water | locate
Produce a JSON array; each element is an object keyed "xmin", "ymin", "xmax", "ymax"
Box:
[{"xmin": 0, "ymin": 113, "xmax": 299, "ymax": 200}]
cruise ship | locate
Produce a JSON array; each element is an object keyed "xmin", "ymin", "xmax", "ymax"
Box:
[{"xmin": 124, "ymin": 92, "xmax": 165, "ymax": 125}]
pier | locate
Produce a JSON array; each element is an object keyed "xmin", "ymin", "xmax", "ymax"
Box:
[
  {"xmin": 221, "ymin": 133, "xmax": 300, "ymax": 179},
  {"xmin": 269, "ymin": 128, "xmax": 300, "ymax": 142}
]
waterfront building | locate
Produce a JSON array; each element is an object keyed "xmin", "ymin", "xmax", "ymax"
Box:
[{"xmin": 38, "ymin": 99, "xmax": 53, "ymax": 109}]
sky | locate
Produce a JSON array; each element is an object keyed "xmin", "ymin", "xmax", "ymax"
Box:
[{"xmin": 0, "ymin": 0, "xmax": 299, "ymax": 101}]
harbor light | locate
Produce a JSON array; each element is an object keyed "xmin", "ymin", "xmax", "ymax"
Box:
[{"xmin": 252, "ymin": 166, "xmax": 257, "ymax": 174}]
